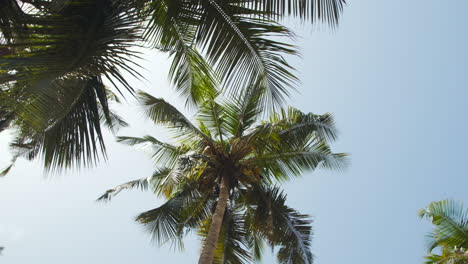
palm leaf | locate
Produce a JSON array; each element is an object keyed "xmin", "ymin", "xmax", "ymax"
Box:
[
  {"xmin": 239, "ymin": 0, "xmax": 346, "ymax": 25},
  {"xmin": 243, "ymin": 184, "xmax": 313, "ymax": 264},
  {"xmin": 137, "ymin": 91, "xmax": 211, "ymax": 141},
  {"xmin": 419, "ymin": 200, "xmax": 468, "ymax": 250},
  {"xmin": 96, "ymin": 168, "xmax": 172, "ymax": 201},
  {"xmin": 136, "ymin": 181, "xmax": 209, "ymax": 248},
  {"xmin": 117, "ymin": 135, "xmax": 182, "ymax": 167}
]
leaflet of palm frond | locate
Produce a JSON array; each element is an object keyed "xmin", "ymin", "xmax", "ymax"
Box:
[{"xmin": 0, "ymin": 0, "xmax": 143, "ymax": 95}]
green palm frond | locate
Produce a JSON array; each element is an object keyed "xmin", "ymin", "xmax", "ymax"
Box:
[
  {"xmin": 136, "ymin": 181, "xmax": 209, "ymax": 248},
  {"xmin": 239, "ymin": 0, "xmax": 346, "ymax": 25},
  {"xmin": 197, "ymin": 99, "xmax": 228, "ymax": 143},
  {"xmin": 137, "ymin": 91, "xmax": 213, "ymax": 144},
  {"xmin": 211, "ymin": 207, "xmax": 252, "ymax": 264},
  {"xmin": 97, "ymin": 177, "xmax": 151, "ymax": 202},
  {"xmin": 243, "ymin": 184, "xmax": 313, "ymax": 264},
  {"xmin": 14, "ymin": 77, "xmax": 111, "ymax": 170},
  {"xmin": 142, "ymin": 0, "xmax": 218, "ymax": 107},
  {"xmin": 117, "ymin": 135, "xmax": 182, "ymax": 167},
  {"xmin": 223, "ymin": 85, "xmax": 265, "ymax": 137},
  {"xmin": 0, "ymin": 0, "xmax": 143, "ymax": 171},
  {"xmin": 1, "ymin": 0, "xmax": 143, "ymax": 92},
  {"xmin": 96, "ymin": 167, "xmax": 172, "ymax": 201},
  {"xmin": 1, "ymin": 77, "xmax": 128, "ymax": 173},
  {"xmin": 425, "ymin": 251, "xmax": 468, "ymax": 264},
  {"xmin": 141, "ymin": 0, "xmax": 299, "ymax": 107},
  {"xmin": 420, "ymin": 200, "xmax": 468, "ymax": 250},
  {"xmin": 273, "ymin": 107, "xmax": 338, "ymax": 142},
  {"xmin": 242, "ymin": 138, "xmax": 346, "ymax": 180},
  {"xmin": 196, "ymin": 3, "xmax": 299, "ymax": 107}
]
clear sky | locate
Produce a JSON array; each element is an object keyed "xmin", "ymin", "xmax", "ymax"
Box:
[{"xmin": 1, "ymin": 0, "xmax": 468, "ymax": 263}]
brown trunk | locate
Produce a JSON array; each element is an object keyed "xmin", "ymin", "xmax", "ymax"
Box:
[{"xmin": 198, "ymin": 174, "xmax": 230, "ymax": 264}]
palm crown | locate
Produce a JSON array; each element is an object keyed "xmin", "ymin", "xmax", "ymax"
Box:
[
  {"xmin": 0, "ymin": 0, "xmax": 346, "ymax": 172},
  {"xmin": 419, "ymin": 200, "xmax": 468, "ymax": 264},
  {"xmin": 98, "ymin": 85, "xmax": 347, "ymax": 263}
]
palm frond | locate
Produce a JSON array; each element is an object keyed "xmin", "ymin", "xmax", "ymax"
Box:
[
  {"xmin": 197, "ymin": 99, "xmax": 228, "ymax": 142},
  {"xmin": 97, "ymin": 177, "xmax": 150, "ymax": 202},
  {"xmin": 117, "ymin": 135, "xmax": 182, "ymax": 167},
  {"xmin": 196, "ymin": 1, "xmax": 299, "ymax": 107},
  {"xmin": 0, "ymin": 0, "xmax": 144, "ymax": 170},
  {"xmin": 13, "ymin": 77, "xmax": 111, "ymax": 170},
  {"xmin": 239, "ymin": 0, "xmax": 346, "ymax": 26},
  {"xmin": 142, "ymin": 0, "xmax": 299, "ymax": 107},
  {"xmin": 223, "ymin": 85, "xmax": 265, "ymax": 137},
  {"xmin": 136, "ymin": 181, "xmax": 209, "ymax": 247},
  {"xmin": 242, "ymin": 140, "xmax": 347, "ymax": 180},
  {"xmin": 419, "ymin": 200, "xmax": 468, "ymax": 250},
  {"xmin": 137, "ymin": 91, "xmax": 213, "ymax": 144},
  {"xmin": 243, "ymin": 184, "xmax": 313, "ymax": 264},
  {"xmin": 142, "ymin": 0, "xmax": 218, "ymax": 107},
  {"xmin": 274, "ymin": 107, "xmax": 338, "ymax": 142},
  {"xmin": 207, "ymin": 207, "xmax": 252, "ymax": 264}
]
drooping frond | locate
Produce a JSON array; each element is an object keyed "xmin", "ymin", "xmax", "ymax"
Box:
[
  {"xmin": 200, "ymin": 206, "xmax": 252, "ymax": 264},
  {"xmin": 136, "ymin": 181, "xmax": 210, "ymax": 247},
  {"xmin": 0, "ymin": 0, "xmax": 144, "ymax": 170},
  {"xmin": 242, "ymin": 184, "xmax": 313, "ymax": 264},
  {"xmin": 12, "ymin": 77, "xmax": 112, "ymax": 170}
]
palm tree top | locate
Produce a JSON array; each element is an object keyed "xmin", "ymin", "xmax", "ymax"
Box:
[{"xmin": 98, "ymin": 85, "xmax": 347, "ymax": 263}]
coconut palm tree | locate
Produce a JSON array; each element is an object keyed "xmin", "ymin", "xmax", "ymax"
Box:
[
  {"xmin": 98, "ymin": 85, "xmax": 346, "ymax": 263},
  {"xmin": 419, "ymin": 200, "xmax": 468, "ymax": 264},
  {"xmin": 0, "ymin": 0, "xmax": 346, "ymax": 172}
]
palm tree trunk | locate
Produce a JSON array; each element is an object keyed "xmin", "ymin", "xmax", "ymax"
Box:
[{"xmin": 198, "ymin": 174, "xmax": 230, "ymax": 264}]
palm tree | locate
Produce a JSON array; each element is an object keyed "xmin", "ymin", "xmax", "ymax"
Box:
[
  {"xmin": 0, "ymin": 0, "xmax": 346, "ymax": 172},
  {"xmin": 98, "ymin": 85, "xmax": 346, "ymax": 263},
  {"xmin": 419, "ymin": 200, "xmax": 468, "ymax": 264}
]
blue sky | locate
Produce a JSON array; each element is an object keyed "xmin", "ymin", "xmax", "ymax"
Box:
[{"xmin": 1, "ymin": 0, "xmax": 468, "ymax": 263}]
